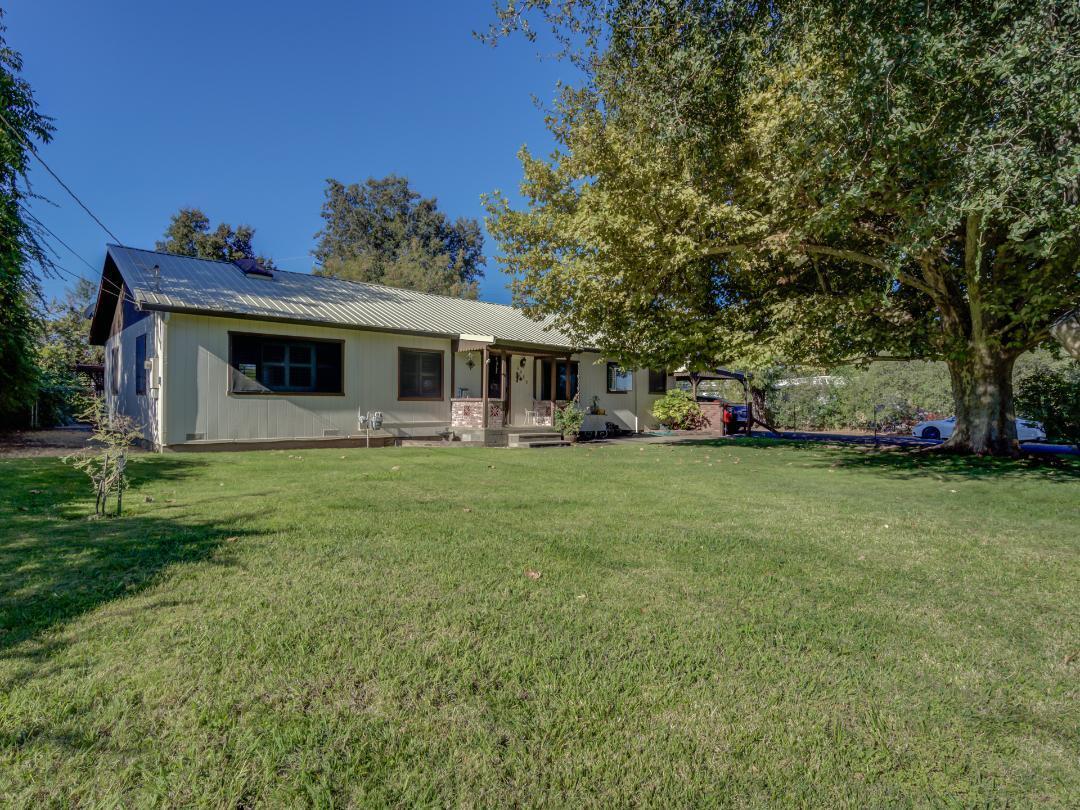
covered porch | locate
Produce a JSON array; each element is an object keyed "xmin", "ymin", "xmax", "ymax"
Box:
[{"xmin": 449, "ymin": 335, "xmax": 578, "ymax": 433}]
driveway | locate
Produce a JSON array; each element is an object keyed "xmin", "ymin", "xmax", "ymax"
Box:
[{"xmin": 736, "ymin": 429, "xmax": 1079, "ymax": 455}]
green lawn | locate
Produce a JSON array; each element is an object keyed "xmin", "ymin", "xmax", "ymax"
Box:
[{"xmin": 1, "ymin": 440, "xmax": 1077, "ymax": 806}]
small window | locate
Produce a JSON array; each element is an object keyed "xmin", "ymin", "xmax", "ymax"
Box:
[
  {"xmin": 607, "ymin": 362, "xmax": 633, "ymax": 393},
  {"xmin": 110, "ymin": 346, "xmax": 120, "ymax": 395},
  {"xmin": 229, "ymin": 332, "xmax": 344, "ymax": 395},
  {"xmin": 399, "ymin": 348, "xmax": 444, "ymax": 400},
  {"xmin": 135, "ymin": 334, "xmax": 147, "ymax": 395},
  {"xmin": 648, "ymin": 369, "xmax": 667, "ymax": 395}
]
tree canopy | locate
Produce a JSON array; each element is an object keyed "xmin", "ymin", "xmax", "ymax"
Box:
[
  {"xmin": 314, "ymin": 175, "xmax": 485, "ymax": 299},
  {"xmin": 485, "ymin": 0, "xmax": 1080, "ymax": 455},
  {"xmin": 156, "ymin": 207, "xmax": 275, "ymax": 268},
  {"xmin": 0, "ymin": 11, "xmax": 54, "ymax": 422}
]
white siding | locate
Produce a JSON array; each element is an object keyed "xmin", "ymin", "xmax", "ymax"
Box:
[
  {"xmin": 104, "ymin": 308, "xmax": 163, "ymax": 447},
  {"xmin": 163, "ymin": 314, "xmax": 453, "ymax": 445}
]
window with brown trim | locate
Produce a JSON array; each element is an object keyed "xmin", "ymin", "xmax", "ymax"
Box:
[
  {"xmin": 398, "ymin": 348, "xmax": 444, "ymax": 400},
  {"xmin": 648, "ymin": 369, "xmax": 667, "ymax": 395},
  {"xmin": 229, "ymin": 332, "xmax": 344, "ymax": 395}
]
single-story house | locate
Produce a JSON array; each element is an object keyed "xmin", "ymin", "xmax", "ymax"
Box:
[{"xmin": 88, "ymin": 245, "xmax": 672, "ymax": 450}]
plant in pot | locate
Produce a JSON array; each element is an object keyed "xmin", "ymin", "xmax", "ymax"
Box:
[{"xmin": 554, "ymin": 395, "xmax": 585, "ymax": 442}]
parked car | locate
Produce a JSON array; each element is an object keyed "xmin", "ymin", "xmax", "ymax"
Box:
[
  {"xmin": 723, "ymin": 404, "xmax": 749, "ymax": 433},
  {"xmin": 911, "ymin": 416, "xmax": 1046, "ymax": 442}
]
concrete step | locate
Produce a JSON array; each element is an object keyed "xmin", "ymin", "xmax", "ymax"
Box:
[
  {"xmin": 512, "ymin": 439, "xmax": 571, "ymax": 449},
  {"xmin": 507, "ymin": 432, "xmax": 561, "ymax": 445}
]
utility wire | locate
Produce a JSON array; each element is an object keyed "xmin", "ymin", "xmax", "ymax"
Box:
[{"xmin": 0, "ymin": 108, "xmax": 124, "ymax": 245}]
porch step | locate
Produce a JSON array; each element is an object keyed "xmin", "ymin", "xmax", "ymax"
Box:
[{"xmin": 507, "ymin": 432, "xmax": 562, "ymax": 447}]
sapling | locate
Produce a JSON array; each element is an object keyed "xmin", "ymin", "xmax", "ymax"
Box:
[{"xmin": 64, "ymin": 393, "xmax": 142, "ymax": 517}]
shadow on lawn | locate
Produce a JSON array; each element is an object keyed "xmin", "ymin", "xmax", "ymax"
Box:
[
  {"xmin": 674, "ymin": 437, "xmax": 1080, "ymax": 482},
  {"xmin": 0, "ymin": 456, "xmax": 253, "ymax": 658}
]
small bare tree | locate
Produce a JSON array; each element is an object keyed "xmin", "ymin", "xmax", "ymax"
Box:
[{"xmin": 64, "ymin": 394, "xmax": 142, "ymax": 517}]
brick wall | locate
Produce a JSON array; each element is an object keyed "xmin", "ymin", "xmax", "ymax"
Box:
[{"xmin": 451, "ymin": 399, "xmax": 484, "ymax": 428}]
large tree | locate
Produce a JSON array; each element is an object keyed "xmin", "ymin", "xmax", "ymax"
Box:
[
  {"xmin": 157, "ymin": 207, "xmax": 275, "ymax": 268},
  {"xmin": 0, "ymin": 12, "xmax": 53, "ymax": 423},
  {"xmin": 314, "ymin": 175, "xmax": 485, "ymax": 298},
  {"xmin": 485, "ymin": 1, "xmax": 1080, "ymax": 455}
]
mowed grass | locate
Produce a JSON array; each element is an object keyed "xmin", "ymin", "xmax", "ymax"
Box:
[{"xmin": 1, "ymin": 440, "xmax": 1077, "ymax": 807}]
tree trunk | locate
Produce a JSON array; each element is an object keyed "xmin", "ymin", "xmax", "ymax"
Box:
[
  {"xmin": 941, "ymin": 351, "xmax": 1019, "ymax": 456},
  {"xmin": 750, "ymin": 386, "xmax": 780, "ymax": 433}
]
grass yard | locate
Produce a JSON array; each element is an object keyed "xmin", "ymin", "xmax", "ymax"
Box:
[{"xmin": 1, "ymin": 440, "xmax": 1077, "ymax": 806}]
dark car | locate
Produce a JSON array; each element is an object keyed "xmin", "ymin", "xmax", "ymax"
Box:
[{"xmin": 724, "ymin": 404, "xmax": 749, "ymax": 433}]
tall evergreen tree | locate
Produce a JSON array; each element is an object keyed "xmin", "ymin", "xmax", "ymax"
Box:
[
  {"xmin": 314, "ymin": 175, "xmax": 485, "ymax": 299},
  {"xmin": 0, "ymin": 12, "xmax": 54, "ymax": 423}
]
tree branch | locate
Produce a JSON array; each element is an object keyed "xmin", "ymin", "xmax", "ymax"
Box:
[{"xmin": 699, "ymin": 241, "xmax": 938, "ymax": 297}]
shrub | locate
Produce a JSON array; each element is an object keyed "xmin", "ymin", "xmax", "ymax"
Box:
[
  {"xmin": 1014, "ymin": 361, "xmax": 1080, "ymax": 446},
  {"xmin": 652, "ymin": 389, "xmax": 709, "ymax": 430},
  {"xmin": 553, "ymin": 396, "xmax": 585, "ymax": 437}
]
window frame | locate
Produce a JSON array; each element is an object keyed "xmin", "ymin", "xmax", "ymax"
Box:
[
  {"xmin": 135, "ymin": 334, "xmax": 147, "ymax": 395},
  {"xmin": 227, "ymin": 331, "xmax": 345, "ymax": 396},
  {"xmin": 606, "ymin": 362, "xmax": 634, "ymax": 394},
  {"xmin": 648, "ymin": 368, "xmax": 667, "ymax": 395},
  {"xmin": 397, "ymin": 347, "xmax": 445, "ymax": 402}
]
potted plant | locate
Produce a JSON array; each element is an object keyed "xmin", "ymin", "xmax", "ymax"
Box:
[{"xmin": 554, "ymin": 395, "xmax": 585, "ymax": 442}]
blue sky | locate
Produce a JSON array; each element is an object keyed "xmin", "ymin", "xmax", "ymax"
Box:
[{"xmin": 6, "ymin": 0, "xmax": 569, "ymax": 304}]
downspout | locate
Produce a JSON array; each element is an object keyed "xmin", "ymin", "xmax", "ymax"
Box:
[{"xmin": 158, "ymin": 312, "xmax": 169, "ymax": 452}]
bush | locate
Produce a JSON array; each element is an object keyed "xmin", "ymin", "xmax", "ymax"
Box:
[
  {"xmin": 553, "ymin": 396, "xmax": 585, "ymax": 437},
  {"xmin": 652, "ymin": 390, "xmax": 709, "ymax": 430},
  {"xmin": 1014, "ymin": 361, "xmax": 1080, "ymax": 445}
]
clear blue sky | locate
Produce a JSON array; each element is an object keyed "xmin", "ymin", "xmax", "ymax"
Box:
[{"xmin": 6, "ymin": 0, "xmax": 569, "ymax": 304}]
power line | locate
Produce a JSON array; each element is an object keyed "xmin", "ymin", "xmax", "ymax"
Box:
[
  {"xmin": 0, "ymin": 107, "xmax": 124, "ymax": 245},
  {"xmin": 27, "ymin": 212, "xmax": 99, "ymax": 274}
]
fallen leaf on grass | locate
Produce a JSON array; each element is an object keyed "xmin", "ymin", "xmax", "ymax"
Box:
[
  {"xmin": 390, "ymin": 465, "xmax": 401, "ymax": 471},
  {"xmin": 28, "ymin": 489, "xmax": 41, "ymax": 495},
  {"xmin": 525, "ymin": 569, "xmax": 542, "ymax": 580},
  {"xmin": 226, "ymin": 536, "xmax": 239, "ymax": 543},
  {"xmin": 462, "ymin": 507, "xmax": 472, "ymax": 513},
  {"xmin": 144, "ymin": 495, "xmax": 154, "ymax": 503}
]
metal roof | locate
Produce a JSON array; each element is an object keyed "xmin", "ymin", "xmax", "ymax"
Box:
[{"xmin": 103, "ymin": 245, "xmax": 579, "ymax": 350}]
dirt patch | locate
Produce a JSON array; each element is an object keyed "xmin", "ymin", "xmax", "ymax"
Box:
[{"xmin": 0, "ymin": 427, "xmax": 98, "ymax": 458}]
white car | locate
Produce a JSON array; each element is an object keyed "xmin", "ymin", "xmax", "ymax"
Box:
[{"xmin": 911, "ymin": 416, "xmax": 1046, "ymax": 442}]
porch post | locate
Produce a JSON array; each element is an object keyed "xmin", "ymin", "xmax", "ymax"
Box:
[
  {"xmin": 481, "ymin": 345, "xmax": 489, "ymax": 428},
  {"xmin": 503, "ymin": 351, "xmax": 511, "ymax": 427},
  {"xmin": 549, "ymin": 357, "xmax": 556, "ymax": 403}
]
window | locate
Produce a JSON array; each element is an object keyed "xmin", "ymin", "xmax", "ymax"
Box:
[
  {"xmin": 135, "ymin": 334, "xmax": 147, "ymax": 395},
  {"xmin": 229, "ymin": 332, "xmax": 344, "ymax": 394},
  {"xmin": 110, "ymin": 346, "xmax": 119, "ymax": 395},
  {"xmin": 648, "ymin": 369, "xmax": 667, "ymax": 395},
  {"xmin": 540, "ymin": 360, "xmax": 578, "ymax": 401},
  {"xmin": 398, "ymin": 348, "xmax": 444, "ymax": 400},
  {"xmin": 607, "ymin": 363, "xmax": 633, "ymax": 393}
]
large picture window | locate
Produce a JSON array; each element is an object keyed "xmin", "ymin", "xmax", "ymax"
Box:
[
  {"xmin": 229, "ymin": 332, "xmax": 344, "ymax": 395},
  {"xmin": 607, "ymin": 362, "xmax": 633, "ymax": 393},
  {"xmin": 398, "ymin": 348, "xmax": 444, "ymax": 400},
  {"xmin": 135, "ymin": 334, "xmax": 147, "ymax": 395}
]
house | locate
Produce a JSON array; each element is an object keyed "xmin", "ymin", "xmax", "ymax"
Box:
[{"xmin": 88, "ymin": 245, "xmax": 671, "ymax": 450}]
